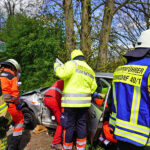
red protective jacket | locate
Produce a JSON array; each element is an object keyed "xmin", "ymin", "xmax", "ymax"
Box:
[
  {"xmin": 44, "ymin": 80, "xmax": 64, "ymax": 104},
  {"xmin": 44, "ymin": 80, "xmax": 64, "ymax": 145},
  {"xmin": 0, "ymin": 68, "xmax": 19, "ymax": 104}
]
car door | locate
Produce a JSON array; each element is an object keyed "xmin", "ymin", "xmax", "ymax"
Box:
[{"xmin": 88, "ymin": 75, "xmax": 112, "ymax": 144}]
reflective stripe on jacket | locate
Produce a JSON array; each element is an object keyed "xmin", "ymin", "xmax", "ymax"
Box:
[
  {"xmin": 0, "ymin": 137, "xmax": 7, "ymax": 150},
  {"xmin": 109, "ymin": 58, "xmax": 150, "ymax": 146},
  {"xmin": 44, "ymin": 80, "xmax": 64, "ymax": 100},
  {"xmin": 54, "ymin": 60, "xmax": 97, "ymax": 107},
  {"xmin": 0, "ymin": 68, "xmax": 19, "ymax": 104}
]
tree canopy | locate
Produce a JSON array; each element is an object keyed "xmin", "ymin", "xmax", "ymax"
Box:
[{"xmin": 0, "ymin": 14, "xmax": 65, "ymax": 91}]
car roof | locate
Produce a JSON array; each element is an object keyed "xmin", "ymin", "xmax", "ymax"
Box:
[{"xmin": 95, "ymin": 72, "xmax": 113, "ymax": 79}]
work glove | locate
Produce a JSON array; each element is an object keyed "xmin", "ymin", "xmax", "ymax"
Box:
[
  {"xmin": 92, "ymin": 92, "xmax": 100, "ymax": 98},
  {"xmin": 16, "ymin": 100, "xmax": 24, "ymax": 110}
]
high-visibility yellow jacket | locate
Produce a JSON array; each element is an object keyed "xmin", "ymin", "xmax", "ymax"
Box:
[
  {"xmin": 54, "ymin": 60, "xmax": 97, "ymax": 107},
  {"xmin": 0, "ymin": 94, "xmax": 12, "ymax": 150}
]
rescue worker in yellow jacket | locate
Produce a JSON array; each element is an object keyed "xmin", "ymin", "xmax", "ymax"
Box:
[
  {"xmin": 0, "ymin": 79, "xmax": 12, "ymax": 150},
  {"xmin": 54, "ymin": 49, "xmax": 97, "ymax": 150}
]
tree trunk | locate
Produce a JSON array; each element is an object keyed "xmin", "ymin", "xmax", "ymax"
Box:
[
  {"xmin": 63, "ymin": 0, "xmax": 75, "ymax": 58},
  {"xmin": 96, "ymin": 0, "xmax": 115, "ymax": 70},
  {"xmin": 80, "ymin": 0, "xmax": 91, "ymax": 61}
]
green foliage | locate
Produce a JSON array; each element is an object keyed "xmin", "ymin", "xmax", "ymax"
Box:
[{"xmin": 0, "ymin": 14, "xmax": 65, "ymax": 92}]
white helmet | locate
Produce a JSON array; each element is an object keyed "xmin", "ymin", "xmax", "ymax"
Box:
[
  {"xmin": 135, "ymin": 29, "xmax": 150, "ymax": 48},
  {"xmin": 5, "ymin": 59, "xmax": 21, "ymax": 73}
]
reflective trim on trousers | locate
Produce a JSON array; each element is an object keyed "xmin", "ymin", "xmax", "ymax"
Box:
[
  {"xmin": 63, "ymin": 145, "xmax": 73, "ymax": 149},
  {"xmin": 99, "ymin": 136, "xmax": 110, "ymax": 145},
  {"xmin": 76, "ymin": 141, "xmax": 86, "ymax": 145},
  {"xmin": 49, "ymin": 87, "xmax": 62, "ymax": 94},
  {"xmin": 114, "ymin": 127, "xmax": 147, "ymax": 145},
  {"xmin": 0, "ymin": 103, "xmax": 8, "ymax": 113},
  {"xmin": 76, "ymin": 147, "xmax": 86, "ymax": 150},
  {"xmin": 76, "ymin": 138, "xmax": 86, "ymax": 150},
  {"xmin": 13, "ymin": 130, "xmax": 23, "ymax": 136},
  {"xmin": 13, "ymin": 123, "xmax": 23, "ymax": 136}
]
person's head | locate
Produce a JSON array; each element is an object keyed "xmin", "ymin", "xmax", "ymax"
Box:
[
  {"xmin": 0, "ymin": 59, "xmax": 21, "ymax": 76},
  {"xmin": 71, "ymin": 49, "xmax": 85, "ymax": 60},
  {"xmin": 124, "ymin": 29, "xmax": 150, "ymax": 62}
]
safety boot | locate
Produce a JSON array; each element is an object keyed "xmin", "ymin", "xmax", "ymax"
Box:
[
  {"xmin": 51, "ymin": 143, "xmax": 63, "ymax": 150},
  {"xmin": 8, "ymin": 135, "xmax": 22, "ymax": 150}
]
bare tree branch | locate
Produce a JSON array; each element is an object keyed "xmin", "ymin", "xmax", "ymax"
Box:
[
  {"xmin": 113, "ymin": 0, "xmax": 130, "ymax": 15},
  {"xmin": 91, "ymin": 2, "xmax": 104, "ymax": 14},
  {"xmin": 51, "ymin": 0, "xmax": 64, "ymax": 9}
]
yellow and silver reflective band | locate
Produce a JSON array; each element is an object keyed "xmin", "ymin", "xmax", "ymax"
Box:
[
  {"xmin": 130, "ymin": 86, "xmax": 141, "ymax": 124},
  {"xmin": 62, "ymin": 93, "xmax": 91, "ymax": 107},
  {"xmin": 49, "ymin": 87, "xmax": 62, "ymax": 94},
  {"xmin": 63, "ymin": 93, "xmax": 90, "ymax": 97},
  {"xmin": 116, "ymin": 118, "xmax": 149, "ymax": 135},
  {"xmin": 1, "ymin": 137, "xmax": 7, "ymax": 150},
  {"xmin": 109, "ymin": 112, "xmax": 116, "ymax": 127},
  {"xmin": 72, "ymin": 61, "xmax": 94, "ymax": 79},
  {"xmin": 112, "ymin": 82, "xmax": 117, "ymax": 112},
  {"xmin": 114, "ymin": 127, "xmax": 147, "ymax": 145},
  {"xmin": 0, "ymin": 103, "xmax": 8, "ymax": 113},
  {"xmin": 109, "ymin": 117, "xmax": 116, "ymax": 127}
]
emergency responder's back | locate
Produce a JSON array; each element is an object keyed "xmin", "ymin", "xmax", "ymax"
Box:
[
  {"xmin": 63, "ymin": 59, "xmax": 95, "ymax": 95},
  {"xmin": 55, "ymin": 49, "xmax": 97, "ymax": 108}
]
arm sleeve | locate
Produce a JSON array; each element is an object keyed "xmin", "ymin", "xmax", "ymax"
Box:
[
  {"xmin": 91, "ymin": 77, "xmax": 97, "ymax": 94},
  {"xmin": 54, "ymin": 61, "xmax": 75, "ymax": 80},
  {"xmin": 10, "ymin": 77, "xmax": 19, "ymax": 104},
  {"xmin": 109, "ymin": 85, "xmax": 117, "ymax": 130},
  {"xmin": 147, "ymin": 74, "xmax": 150, "ymax": 98}
]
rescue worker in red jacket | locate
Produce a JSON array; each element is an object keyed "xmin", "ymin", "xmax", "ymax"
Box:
[
  {"xmin": 44, "ymin": 80, "xmax": 64, "ymax": 150},
  {"xmin": 0, "ymin": 59, "xmax": 24, "ymax": 150}
]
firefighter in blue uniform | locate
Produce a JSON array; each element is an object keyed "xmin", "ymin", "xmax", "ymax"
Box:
[{"xmin": 109, "ymin": 29, "xmax": 150, "ymax": 150}]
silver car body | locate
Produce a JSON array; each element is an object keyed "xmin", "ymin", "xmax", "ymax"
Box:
[{"xmin": 20, "ymin": 72, "xmax": 113, "ymax": 142}]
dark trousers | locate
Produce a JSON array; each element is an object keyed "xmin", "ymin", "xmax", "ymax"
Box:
[
  {"xmin": 61, "ymin": 107, "xmax": 88, "ymax": 143},
  {"xmin": 118, "ymin": 140, "xmax": 150, "ymax": 150}
]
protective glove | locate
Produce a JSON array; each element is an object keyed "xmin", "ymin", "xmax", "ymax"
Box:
[
  {"xmin": 17, "ymin": 104, "xmax": 22, "ymax": 110},
  {"xmin": 16, "ymin": 100, "xmax": 24, "ymax": 110},
  {"xmin": 92, "ymin": 92, "xmax": 100, "ymax": 98}
]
